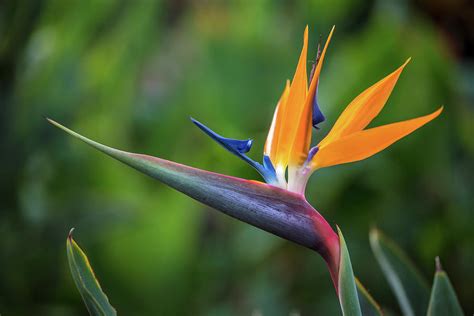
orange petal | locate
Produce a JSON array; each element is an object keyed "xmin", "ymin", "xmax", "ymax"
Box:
[
  {"xmin": 311, "ymin": 107, "xmax": 443, "ymax": 169},
  {"xmin": 264, "ymin": 80, "xmax": 290, "ymax": 161},
  {"xmin": 288, "ymin": 26, "xmax": 335, "ymax": 166},
  {"xmin": 274, "ymin": 26, "xmax": 309, "ymax": 168},
  {"xmin": 319, "ymin": 58, "xmax": 411, "ymax": 148}
]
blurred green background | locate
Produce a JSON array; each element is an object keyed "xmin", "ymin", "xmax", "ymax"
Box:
[{"xmin": 1, "ymin": 0, "xmax": 473, "ymax": 315}]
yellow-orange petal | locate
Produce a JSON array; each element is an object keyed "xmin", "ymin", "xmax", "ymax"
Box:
[
  {"xmin": 264, "ymin": 80, "xmax": 290, "ymax": 161},
  {"xmin": 288, "ymin": 26, "xmax": 335, "ymax": 166},
  {"xmin": 275, "ymin": 25, "xmax": 309, "ymax": 167},
  {"xmin": 311, "ymin": 107, "xmax": 443, "ymax": 169},
  {"xmin": 319, "ymin": 58, "xmax": 411, "ymax": 148}
]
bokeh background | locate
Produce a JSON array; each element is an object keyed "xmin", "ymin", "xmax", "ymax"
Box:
[{"xmin": 1, "ymin": 0, "xmax": 473, "ymax": 315}]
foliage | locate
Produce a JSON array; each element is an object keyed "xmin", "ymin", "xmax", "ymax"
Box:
[
  {"xmin": 369, "ymin": 228, "xmax": 430, "ymax": 315},
  {"xmin": 67, "ymin": 229, "xmax": 116, "ymax": 316},
  {"xmin": 68, "ymin": 228, "xmax": 464, "ymax": 315},
  {"xmin": 337, "ymin": 228, "xmax": 362, "ymax": 316},
  {"xmin": 427, "ymin": 258, "xmax": 464, "ymax": 316},
  {"xmin": 370, "ymin": 229, "xmax": 464, "ymax": 316}
]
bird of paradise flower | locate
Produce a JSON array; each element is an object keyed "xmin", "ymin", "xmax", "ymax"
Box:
[{"xmin": 48, "ymin": 25, "xmax": 442, "ymax": 314}]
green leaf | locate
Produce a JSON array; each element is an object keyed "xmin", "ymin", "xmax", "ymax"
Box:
[
  {"xmin": 426, "ymin": 257, "xmax": 464, "ymax": 316},
  {"xmin": 67, "ymin": 229, "xmax": 117, "ymax": 316},
  {"xmin": 337, "ymin": 227, "xmax": 362, "ymax": 316},
  {"xmin": 356, "ymin": 278, "xmax": 383, "ymax": 316},
  {"xmin": 369, "ymin": 228, "xmax": 430, "ymax": 316}
]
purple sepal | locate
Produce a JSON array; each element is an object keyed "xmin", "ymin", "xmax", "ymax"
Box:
[{"xmin": 305, "ymin": 146, "xmax": 319, "ymax": 166}]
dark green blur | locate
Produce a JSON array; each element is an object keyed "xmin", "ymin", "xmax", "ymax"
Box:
[{"xmin": 1, "ymin": 0, "xmax": 472, "ymax": 315}]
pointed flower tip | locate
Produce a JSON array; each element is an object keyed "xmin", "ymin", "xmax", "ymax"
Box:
[
  {"xmin": 382, "ymin": 58, "xmax": 411, "ymax": 83},
  {"xmin": 391, "ymin": 58, "xmax": 411, "ymax": 77},
  {"xmin": 328, "ymin": 25, "xmax": 335, "ymax": 39},
  {"xmin": 302, "ymin": 25, "xmax": 309, "ymax": 47},
  {"xmin": 430, "ymin": 106, "xmax": 444, "ymax": 120},
  {"xmin": 327, "ymin": 26, "xmax": 335, "ymax": 46},
  {"xmin": 392, "ymin": 58, "xmax": 411, "ymax": 80},
  {"xmin": 399, "ymin": 57, "xmax": 411, "ymax": 71}
]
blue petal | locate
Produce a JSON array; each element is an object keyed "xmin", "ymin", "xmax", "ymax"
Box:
[
  {"xmin": 191, "ymin": 118, "xmax": 253, "ymax": 154},
  {"xmin": 262, "ymin": 155, "xmax": 276, "ymax": 175},
  {"xmin": 312, "ymin": 82, "xmax": 325, "ymax": 129},
  {"xmin": 191, "ymin": 118, "xmax": 277, "ymax": 184}
]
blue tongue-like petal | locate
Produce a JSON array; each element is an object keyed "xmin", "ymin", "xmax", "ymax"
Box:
[
  {"xmin": 191, "ymin": 118, "xmax": 277, "ymax": 184},
  {"xmin": 191, "ymin": 118, "xmax": 253, "ymax": 155},
  {"xmin": 312, "ymin": 82, "xmax": 325, "ymax": 129}
]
